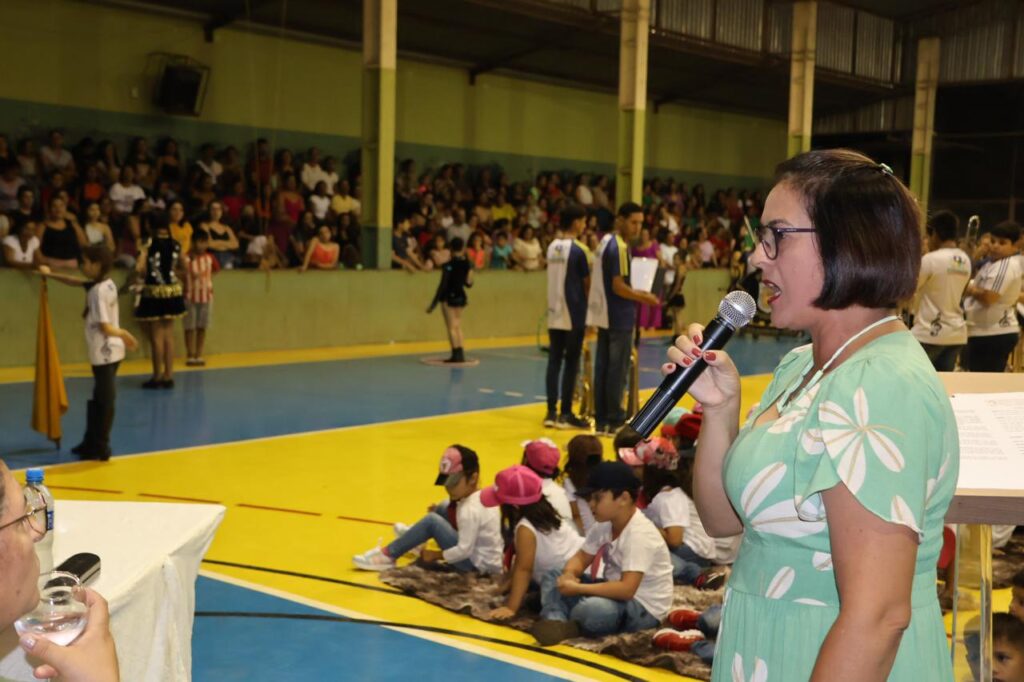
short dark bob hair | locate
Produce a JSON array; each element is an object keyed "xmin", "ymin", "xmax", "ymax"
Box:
[{"xmin": 775, "ymin": 149, "xmax": 921, "ymax": 310}]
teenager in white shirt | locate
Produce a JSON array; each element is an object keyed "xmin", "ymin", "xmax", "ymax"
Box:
[
  {"xmin": 521, "ymin": 439, "xmax": 574, "ymax": 525},
  {"xmin": 39, "ymin": 245, "xmax": 138, "ymax": 460},
  {"xmin": 353, "ymin": 446, "xmax": 502, "ymax": 574},
  {"xmin": 964, "ymin": 221, "xmax": 1023, "ymax": 372},
  {"xmin": 912, "ymin": 210, "xmax": 971, "ymax": 371},
  {"xmin": 636, "ymin": 438, "xmax": 719, "ymax": 587},
  {"xmin": 2, "ymin": 218, "xmax": 40, "ymax": 269},
  {"xmin": 483, "ymin": 466, "xmax": 584, "ymax": 621},
  {"xmin": 531, "ymin": 461, "xmax": 673, "ymax": 645}
]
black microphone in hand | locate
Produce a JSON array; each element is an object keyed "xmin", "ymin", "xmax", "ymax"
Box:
[{"xmin": 628, "ymin": 291, "xmax": 757, "ymax": 439}]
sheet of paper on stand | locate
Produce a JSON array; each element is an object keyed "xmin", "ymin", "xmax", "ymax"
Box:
[
  {"xmin": 950, "ymin": 392, "xmax": 1024, "ymax": 491},
  {"xmin": 0, "ymin": 501, "xmax": 224, "ymax": 682},
  {"xmin": 629, "ymin": 257, "xmax": 659, "ymax": 293}
]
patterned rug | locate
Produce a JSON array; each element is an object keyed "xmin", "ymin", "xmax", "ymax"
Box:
[
  {"xmin": 994, "ymin": 534, "xmax": 1024, "ymax": 589},
  {"xmin": 380, "ymin": 565, "xmax": 721, "ymax": 680}
]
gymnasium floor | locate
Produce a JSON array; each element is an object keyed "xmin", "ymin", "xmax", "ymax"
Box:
[{"xmin": 2, "ymin": 332, "xmax": 989, "ymax": 681}]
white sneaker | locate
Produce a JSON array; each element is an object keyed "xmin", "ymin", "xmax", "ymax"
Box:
[
  {"xmin": 352, "ymin": 546, "xmax": 395, "ymax": 571},
  {"xmin": 393, "ymin": 522, "xmax": 410, "ymax": 537}
]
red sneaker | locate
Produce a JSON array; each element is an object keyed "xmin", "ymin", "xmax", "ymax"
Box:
[
  {"xmin": 666, "ymin": 608, "xmax": 701, "ymax": 631},
  {"xmin": 652, "ymin": 628, "xmax": 705, "ymax": 652}
]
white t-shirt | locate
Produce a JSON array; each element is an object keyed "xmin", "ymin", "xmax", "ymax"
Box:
[
  {"xmin": 3, "ymin": 235, "xmax": 39, "ymax": 264},
  {"xmin": 247, "ymin": 235, "xmax": 268, "ymax": 258},
  {"xmin": 965, "ymin": 256, "xmax": 1024, "ymax": 337},
  {"xmin": 660, "ymin": 244, "xmax": 679, "ymax": 286},
  {"xmin": 85, "ymin": 279, "xmax": 126, "ymax": 366},
  {"xmin": 516, "ymin": 517, "xmax": 584, "ymax": 584},
  {"xmin": 713, "ymin": 534, "xmax": 743, "ymax": 565},
  {"xmin": 309, "ymin": 194, "xmax": 331, "ymax": 220},
  {"xmin": 108, "ymin": 182, "xmax": 146, "ymax": 214},
  {"xmin": 563, "ymin": 477, "xmax": 596, "ymax": 535},
  {"xmin": 644, "ymin": 487, "xmax": 715, "ymax": 560},
  {"xmin": 541, "ymin": 478, "xmax": 575, "ymax": 527},
  {"xmin": 301, "ymin": 163, "xmax": 329, "ymax": 193},
  {"xmin": 441, "ymin": 490, "xmax": 503, "ymax": 574},
  {"xmin": 912, "ymin": 247, "xmax": 971, "ymax": 345},
  {"xmin": 582, "ymin": 510, "xmax": 674, "ymax": 619}
]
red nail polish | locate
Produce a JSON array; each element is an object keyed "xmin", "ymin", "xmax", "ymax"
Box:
[
  {"xmin": 682, "ymin": 356, "xmax": 692, "ymax": 365},
  {"xmin": 705, "ymin": 352, "xmax": 717, "ymax": 361},
  {"xmin": 693, "ymin": 335, "xmax": 702, "ymax": 345},
  {"xmin": 691, "ymin": 348, "xmax": 701, "ymax": 358}
]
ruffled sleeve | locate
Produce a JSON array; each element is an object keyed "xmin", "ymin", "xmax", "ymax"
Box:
[{"xmin": 793, "ymin": 355, "xmax": 943, "ymax": 542}]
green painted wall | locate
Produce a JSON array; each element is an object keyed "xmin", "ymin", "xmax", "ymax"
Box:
[
  {"xmin": 0, "ymin": 268, "xmax": 731, "ymax": 368},
  {"xmin": 0, "ymin": 0, "xmax": 784, "ymax": 188}
]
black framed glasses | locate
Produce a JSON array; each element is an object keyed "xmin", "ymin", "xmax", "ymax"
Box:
[
  {"xmin": 0, "ymin": 493, "xmax": 47, "ymax": 538},
  {"xmin": 754, "ymin": 224, "xmax": 816, "ymax": 260}
]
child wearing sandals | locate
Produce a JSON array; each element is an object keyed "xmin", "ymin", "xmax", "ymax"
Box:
[
  {"xmin": 352, "ymin": 445, "xmax": 502, "ymax": 574},
  {"xmin": 484, "ymin": 466, "xmax": 584, "ymax": 621},
  {"xmin": 521, "ymin": 439, "xmax": 574, "ymax": 526}
]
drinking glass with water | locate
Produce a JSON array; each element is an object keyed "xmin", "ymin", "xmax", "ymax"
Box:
[{"xmin": 14, "ymin": 571, "xmax": 88, "ymax": 646}]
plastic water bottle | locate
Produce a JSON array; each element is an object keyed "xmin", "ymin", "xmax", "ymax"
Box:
[{"xmin": 25, "ymin": 468, "xmax": 54, "ymax": 573}]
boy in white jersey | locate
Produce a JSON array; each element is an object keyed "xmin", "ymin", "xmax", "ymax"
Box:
[
  {"xmin": 544, "ymin": 205, "xmax": 591, "ymax": 429},
  {"xmin": 912, "ymin": 210, "xmax": 971, "ymax": 371},
  {"xmin": 965, "ymin": 221, "xmax": 1023, "ymax": 372}
]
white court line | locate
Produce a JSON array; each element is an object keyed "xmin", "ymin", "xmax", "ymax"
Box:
[
  {"xmin": 478, "ymin": 388, "xmax": 496, "ymax": 394},
  {"xmin": 198, "ymin": 570, "xmax": 593, "ymax": 682},
  {"xmin": 504, "ymin": 391, "xmax": 524, "ymax": 397}
]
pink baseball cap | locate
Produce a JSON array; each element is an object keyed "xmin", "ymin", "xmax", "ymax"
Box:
[
  {"xmin": 434, "ymin": 445, "xmax": 479, "ymax": 486},
  {"xmin": 522, "ymin": 438, "xmax": 561, "ymax": 476},
  {"xmin": 636, "ymin": 437, "xmax": 679, "ymax": 470},
  {"xmin": 480, "ymin": 465, "xmax": 543, "ymax": 508}
]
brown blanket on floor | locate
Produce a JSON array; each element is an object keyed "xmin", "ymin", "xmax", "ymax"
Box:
[
  {"xmin": 379, "ymin": 565, "xmax": 721, "ymax": 680},
  {"xmin": 994, "ymin": 535, "xmax": 1024, "ymax": 589}
]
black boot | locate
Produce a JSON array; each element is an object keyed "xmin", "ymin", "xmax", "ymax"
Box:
[
  {"xmin": 453, "ymin": 347, "xmax": 465, "ymax": 363},
  {"xmin": 443, "ymin": 347, "xmax": 460, "ymax": 363},
  {"xmin": 72, "ymin": 400, "xmax": 100, "ymax": 455}
]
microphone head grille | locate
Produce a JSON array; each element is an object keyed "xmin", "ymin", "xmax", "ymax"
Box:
[{"xmin": 719, "ymin": 291, "xmax": 757, "ymax": 328}]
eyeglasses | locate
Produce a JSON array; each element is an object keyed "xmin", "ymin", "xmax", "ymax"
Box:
[
  {"xmin": 754, "ymin": 223, "xmax": 816, "ymax": 260},
  {"xmin": 0, "ymin": 493, "xmax": 47, "ymax": 539}
]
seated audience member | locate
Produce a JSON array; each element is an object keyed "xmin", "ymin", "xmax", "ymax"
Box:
[
  {"xmin": 78, "ymin": 165, "xmax": 106, "ymax": 205},
  {"xmin": 82, "ymin": 202, "xmax": 115, "ymax": 252},
  {"xmin": 484, "ymin": 466, "xmax": 584, "ymax": 622},
  {"xmin": 330, "ymin": 180, "xmax": 359, "ymax": 217},
  {"xmin": 168, "ymin": 200, "xmax": 193, "ymax": 256},
  {"xmin": 3, "ymin": 217, "xmax": 41, "ymax": 269},
  {"xmin": 322, "ymin": 157, "xmax": 340, "ymax": 195},
  {"xmin": 513, "ymin": 225, "xmax": 544, "ymax": 271},
  {"xmin": 490, "ymin": 231, "xmax": 513, "ymax": 270},
  {"xmin": 0, "ymin": 161, "xmax": 25, "ymax": 212},
  {"xmin": 521, "ymin": 439, "xmax": 574, "ymax": 526},
  {"xmin": 531, "ymin": 461, "xmax": 673, "ymax": 645},
  {"xmin": 124, "ymin": 137, "xmax": 154, "ymax": 190},
  {"xmin": 353, "ymin": 446, "xmax": 502, "ymax": 574},
  {"xmin": 220, "ymin": 180, "xmax": 248, "ymax": 224},
  {"xmin": 426, "ymin": 233, "xmax": 451, "ymax": 268},
  {"xmin": 189, "ymin": 174, "xmax": 218, "ymax": 215},
  {"xmin": 17, "ymin": 138, "xmax": 38, "ymax": 184},
  {"xmin": 300, "ymin": 147, "xmax": 327, "ymax": 193},
  {"xmin": 0, "ymin": 459, "xmax": 120, "ymax": 681},
  {"xmin": 562, "ymin": 435, "xmax": 603, "ymax": 535},
  {"xmin": 300, "ymin": 225, "xmax": 340, "ymax": 272},
  {"xmin": 466, "ymin": 232, "xmax": 488, "ymax": 269},
  {"xmin": 192, "ymin": 143, "xmax": 222, "ymax": 187},
  {"xmin": 38, "ymin": 129, "xmax": 76, "ymax": 180},
  {"xmin": 289, "ymin": 210, "xmax": 319, "ymax": 267},
  {"xmin": 200, "ymin": 201, "xmax": 240, "ymax": 269},
  {"xmin": 39, "ymin": 196, "xmax": 86, "ymax": 269},
  {"xmin": 992, "ymin": 613, "xmax": 1024, "ymax": 682},
  {"xmin": 95, "ymin": 140, "xmax": 121, "ymax": 185},
  {"xmin": 108, "ymin": 167, "xmax": 146, "ymax": 218},
  {"xmin": 392, "ymin": 216, "xmax": 426, "ymax": 272},
  {"xmin": 309, "ymin": 181, "xmax": 331, "ymax": 221}
]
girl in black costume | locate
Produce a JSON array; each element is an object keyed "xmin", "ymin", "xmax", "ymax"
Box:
[
  {"xmin": 134, "ymin": 211, "xmax": 186, "ymax": 388},
  {"xmin": 428, "ymin": 236, "xmax": 474, "ymax": 363}
]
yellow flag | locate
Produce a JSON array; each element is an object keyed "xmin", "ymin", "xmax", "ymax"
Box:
[{"xmin": 31, "ymin": 279, "xmax": 68, "ymax": 444}]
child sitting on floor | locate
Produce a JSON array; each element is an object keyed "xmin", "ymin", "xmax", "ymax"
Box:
[
  {"xmin": 529, "ymin": 461, "xmax": 673, "ymax": 645},
  {"xmin": 521, "ymin": 438, "xmax": 574, "ymax": 526},
  {"xmin": 562, "ymin": 435, "xmax": 603, "ymax": 535},
  {"xmin": 636, "ymin": 437, "xmax": 720, "ymax": 588},
  {"xmin": 353, "ymin": 445, "xmax": 502, "ymax": 574},
  {"xmin": 484, "ymin": 466, "xmax": 584, "ymax": 622}
]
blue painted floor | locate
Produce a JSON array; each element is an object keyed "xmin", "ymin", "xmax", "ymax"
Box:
[
  {"xmin": 0, "ymin": 336, "xmax": 801, "ymax": 470},
  {"xmin": 192, "ymin": 576, "xmax": 561, "ymax": 682}
]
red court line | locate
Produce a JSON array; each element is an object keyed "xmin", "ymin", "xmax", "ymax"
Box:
[
  {"xmin": 47, "ymin": 485, "xmax": 124, "ymax": 494},
  {"xmin": 336, "ymin": 514, "xmax": 395, "ymax": 527},
  {"xmin": 237, "ymin": 503, "xmax": 321, "ymax": 517},
  {"xmin": 139, "ymin": 492, "xmax": 222, "ymax": 504}
]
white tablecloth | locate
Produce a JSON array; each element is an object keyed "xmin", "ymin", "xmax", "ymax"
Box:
[{"xmin": 0, "ymin": 500, "xmax": 225, "ymax": 682}]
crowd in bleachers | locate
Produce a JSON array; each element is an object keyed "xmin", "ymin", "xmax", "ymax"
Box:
[{"xmin": 0, "ymin": 129, "xmax": 765, "ymax": 287}]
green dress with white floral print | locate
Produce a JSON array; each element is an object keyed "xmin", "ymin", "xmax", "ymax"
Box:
[{"xmin": 714, "ymin": 331, "xmax": 958, "ymax": 682}]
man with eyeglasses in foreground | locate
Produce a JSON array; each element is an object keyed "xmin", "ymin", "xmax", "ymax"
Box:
[{"xmin": 0, "ymin": 460, "xmax": 119, "ymax": 681}]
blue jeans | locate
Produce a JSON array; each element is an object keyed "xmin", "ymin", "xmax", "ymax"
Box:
[
  {"xmin": 690, "ymin": 604, "xmax": 722, "ymax": 664},
  {"xmin": 593, "ymin": 328, "xmax": 633, "ymax": 426},
  {"xmin": 384, "ymin": 502, "xmax": 475, "ymax": 572},
  {"xmin": 920, "ymin": 343, "xmax": 963, "ymax": 372},
  {"xmin": 670, "ymin": 544, "xmax": 711, "ymax": 585},
  {"xmin": 538, "ymin": 569, "xmax": 659, "ymax": 637}
]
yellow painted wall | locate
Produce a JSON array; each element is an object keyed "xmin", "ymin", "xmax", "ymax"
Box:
[{"xmin": 0, "ymin": 0, "xmax": 785, "ymax": 185}]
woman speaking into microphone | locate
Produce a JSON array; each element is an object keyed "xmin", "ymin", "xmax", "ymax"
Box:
[{"xmin": 664, "ymin": 149, "xmax": 958, "ymax": 681}]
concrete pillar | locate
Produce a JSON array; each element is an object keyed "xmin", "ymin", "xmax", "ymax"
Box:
[
  {"xmin": 787, "ymin": 1, "xmax": 817, "ymax": 158},
  {"xmin": 911, "ymin": 37, "xmax": 941, "ymax": 222},
  {"xmin": 361, "ymin": 0, "xmax": 397, "ymax": 269},
  {"xmin": 616, "ymin": 0, "xmax": 650, "ymax": 205}
]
